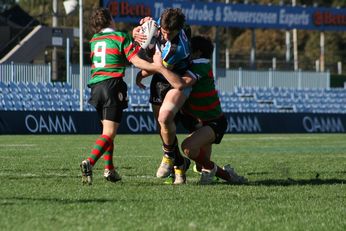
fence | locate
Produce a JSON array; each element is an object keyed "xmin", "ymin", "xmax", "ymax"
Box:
[
  {"xmin": 1, "ymin": 63, "xmax": 331, "ymax": 91},
  {"xmin": 215, "ymin": 68, "xmax": 330, "ymax": 92},
  {"xmin": 0, "ymin": 62, "xmax": 51, "ymax": 83}
]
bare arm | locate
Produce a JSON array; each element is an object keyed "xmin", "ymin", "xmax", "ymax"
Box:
[
  {"xmin": 131, "ymin": 55, "xmax": 194, "ymax": 90},
  {"xmin": 135, "ymin": 70, "xmax": 153, "ymax": 90},
  {"xmin": 130, "ymin": 55, "xmax": 162, "ymax": 73},
  {"xmin": 152, "ymin": 51, "xmax": 196, "ymax": 90}
]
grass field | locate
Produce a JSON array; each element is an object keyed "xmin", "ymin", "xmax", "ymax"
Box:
[{"xmin": 0, "ymin": 134, "xmax": 345, "ymax": 231}]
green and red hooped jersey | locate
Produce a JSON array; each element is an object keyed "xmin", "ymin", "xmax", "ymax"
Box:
[
  {"xmin": 183, "ymin": 58, "xmax": 223, "ymax": 121},
  {"xmin": 88, "ymin": 29, "xmax": 140, "ymax": 86}
]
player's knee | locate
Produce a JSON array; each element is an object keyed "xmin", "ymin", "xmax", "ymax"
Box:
[
  {"xmin": 158, "ymin": 110, "xmax": 174, "ymax": 125},
  {"xmin": 181, "ymin": 139, "xmax": 198, "ymax": 159},
  {"xmin": 159, "ymin": 102, "xmax": 178, "ymax": 125}
]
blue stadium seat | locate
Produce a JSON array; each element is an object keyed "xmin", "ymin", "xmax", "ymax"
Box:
[{"xmin": 0, "ymin": 81, "xmax": 7, "ymax": 89}]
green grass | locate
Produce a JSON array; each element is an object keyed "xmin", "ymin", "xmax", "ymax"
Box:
[{"xmin": 0, "ymin": 134, "xmax": 345, "ymax": 231}]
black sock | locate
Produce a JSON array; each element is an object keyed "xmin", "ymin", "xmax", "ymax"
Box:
[
  {"xmin": 174, "ymin": 145, "xmax": 185, "ymax": 167},
  {"xmin": 162, "ymin": 137, "xmax": 178, "ymax": 159}
]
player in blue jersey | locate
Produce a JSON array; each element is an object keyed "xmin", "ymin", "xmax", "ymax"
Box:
[{"xmin": 134, "ymin": 8, "xmax": 195, "ymax": 184}]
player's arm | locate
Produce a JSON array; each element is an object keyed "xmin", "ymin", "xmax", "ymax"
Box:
[
  {"xmin": 182, "ymin": 71, "xmax": 197, "ymax": 87},
  {"xmin": 135, "ymin": 69, "xmax": 152, "ymax": 90},
  {"xmin": 153, "ymin": 50, "xmax": 196, "ymax": 89},
  {"xmin": 130, "ymin": 55, "xmax": 192, "ymax": 90},
  {"xmin": 130, "ymin": 55, "xmax": 184, "ymax": 89}
]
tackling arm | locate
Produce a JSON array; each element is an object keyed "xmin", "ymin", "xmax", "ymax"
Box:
[{"xmin": 130, "ymin": 55, "xmax": 194, "ymax": 90}]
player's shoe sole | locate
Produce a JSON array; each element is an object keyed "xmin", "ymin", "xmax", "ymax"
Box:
[{"xmin": 80, "ymin": 160, "xmax": 92, "ymax": 185}]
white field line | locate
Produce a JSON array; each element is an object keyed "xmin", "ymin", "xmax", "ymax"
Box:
[
  {"xmin": 0, "ymin": 172, "xmax": 160, "ymax": 180},
  {"xmin": 0, "ymin": 172, "xmax": 68, "ymax": 177},
  {"xmin": 223, "ymin": 136, "xmax": 322, "ymax": 141},
  {"xmin": 0, "ymin": 144, "xmax": 37, "ymax": 147}
]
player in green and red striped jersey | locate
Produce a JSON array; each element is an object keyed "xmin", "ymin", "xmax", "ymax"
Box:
[
  {"xmin": 179, "ymin": 36, "xmax": 247, "ymax": 184},
  {"xmin": 80, "ymin": 8, "xmax": 185, "ymax": 185}
]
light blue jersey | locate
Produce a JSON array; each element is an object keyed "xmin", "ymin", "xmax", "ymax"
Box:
[{"xmin": 155, "ymin": 19, "xmax": 191, "ymax": 75}]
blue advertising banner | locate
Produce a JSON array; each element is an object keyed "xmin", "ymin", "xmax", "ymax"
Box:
[
  {"xmin": 101, "ymin": 0, "xmax": 346, "ymax": 31},
  {"xmin": 1, "ymin": 111, "xmax": 345, "ymax": 134}
]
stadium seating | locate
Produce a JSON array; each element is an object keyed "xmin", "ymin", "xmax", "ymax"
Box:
[{"xmin": 1, "ymin": 81, "xmax": 346, "ymax": 113}]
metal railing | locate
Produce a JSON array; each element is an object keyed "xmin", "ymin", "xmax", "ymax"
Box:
[
  {"xmin": 215, "ymin": 68, "xmax": 330, "ymax": 92},
  {"xmin": 0, "ymin": 63, "xmax": 330, "ymax": 92},
  {"xmin": 0, "ymin": 62, "xmax": 51, "ymax": 83}
]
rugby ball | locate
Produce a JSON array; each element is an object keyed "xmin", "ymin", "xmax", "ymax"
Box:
[{"xmin": 140, "ymin": 20, "xmax": 158, "ymax": 49}]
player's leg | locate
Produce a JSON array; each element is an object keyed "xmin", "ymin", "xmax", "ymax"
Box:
[
  {"xmin": 99, "ymin": 79, "xmax": 128, "ymax": 183},
  {"xmin": 158, "ymin": 89, "xmax": 186, "ymax": 147},
  {"xmin": 181, "ymin": 125, "xmax": 215, "ymax": 169},
  {"xmin": 81, "ymin": 78, "xmax": 126, "ymax": 184},
  {"xmin": 80, "ymin": 120, "xmax": 114, "ymax": 185},
  {"xmin": 149, "ymin": 75, "xmax": 177, "ymax": 178},
  {"xmin": 101, "ymin": 119, "xmax": 121, "ymax": 182},
  {"xmin": 205, "ymin": 116, "xmax": 247, "ymax": 184},
  {"xmin": 152, "ymin": 103, "xmax": 175, "ymax": 178},
  {"xmin": 193, "ymin": 146, "xmax": 211, "ymax": 173},
  {"xmin": 158, "ymin": 88, "xmax": 190, "ymax": 184},
  {"xmin": 181, "ymin": 127, "xmax": 222, "ymax": 184},
  {"xmin": 198, "ymin": 144, "xmax": 245, "ymax": 184},
  {"xmin": 181, "ymin": 124, "xmax": 246, "ymax": 184}
]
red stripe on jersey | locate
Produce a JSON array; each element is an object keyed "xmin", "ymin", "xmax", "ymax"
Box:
[
  {"xmin": 90, "ymin": 35, "xmax": 125, "ymax": 43},
  {"xmin": 208, "ymin": 69, "xmax": 214, "ymax": 78},
  {"xmin": 106, "ymin": 48, "xmax": 122, "ymax": 55},
  {"xmin": 124, "ymin": 43, "xmax": 134, "ymax": 54},
  {"xmin": 189, "ymin": 100, "xmax": 220, "ymax": 111},
  {"xmin": 90, "ymin": 48, "xmax": 122, "ymax": 58},
  {"xmin": 91, "ymin": 63, "xmax": 126, "ymax": 69},
  {"xmin": 190, "ymin": 89, "xmax": 218, "ymax": 98},
  {"xmin": 92, "ymin": 71, "xmax": 124, "ymax": 78},
  {"xmin": 127, "ymin": 45, "xmax": 140, "ymax": 61}
]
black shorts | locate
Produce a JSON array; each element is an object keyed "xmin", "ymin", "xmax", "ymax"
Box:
[
  {"xmin": 181, "ymin": 113, "xmax": 228, "ymax": 144},
  {"xmin": 88, "ymin": 78, "xmax": 128, "ymax": 123},
  {"xmin": 149, "ymin": 73, "xmax": 172, "ymax": 106}
]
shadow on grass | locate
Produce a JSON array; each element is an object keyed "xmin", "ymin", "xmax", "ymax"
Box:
[
  {"xmin": 248, "ymin": 178, "xmax": 346, "ymax": 186},
  {"xmin": 6, "ymin": 175, "xmax": 78, "ymax": 180},
  {"xmin": 0, "ymin": 196, "xmax": 157, "ymax": 205}
]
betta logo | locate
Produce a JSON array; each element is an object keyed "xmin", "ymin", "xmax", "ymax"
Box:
[
  {"xmin": 313, "ymin": 11, "xmax": 323, "ymax": 26},
  {"xmin": 313, "ymin": 11, "xmax": 346, "ymax": 26},
  {"xmin": 108, "ymin": 1, "xmax": 151, "ymax": 18}
]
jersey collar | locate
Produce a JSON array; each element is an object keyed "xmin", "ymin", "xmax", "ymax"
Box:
[
  {"xmin": 101, "ymin": 28, "xmax": 115, "ymax": 33},
  {"xmin": 192, "ymin": 58, "xmax": 210, "ymax": 64}
]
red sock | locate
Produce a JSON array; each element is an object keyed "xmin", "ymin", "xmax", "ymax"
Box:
[
  {"xmin": 193, "ymin": 149, "xmax": 214, "ymax": 170},
  {"xmin": 194, "ymin": 149, "xmax": 231, "ymax": 181},
  {"xmin": 87, "ymin": 135, "xmax": 112, "ymax": 166},
  {"xmin": 103, "ymin": 143, "xmax": 114, "ymax": 170}
]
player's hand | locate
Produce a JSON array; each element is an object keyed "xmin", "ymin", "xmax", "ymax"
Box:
[
  {"xmin": 139, "ymin": 16, "xmax": 153, "ymax": 25},
  {"xmin": 136, "ymin": 71, "xmax": 146, "ymax": 90},
  {"xmin": 153, "ymin": 51, "xmax": 163, "ymax": 66},
  {"xmin": 132, "ymin": 26, "xmax": 146, "ymax": 44}
]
